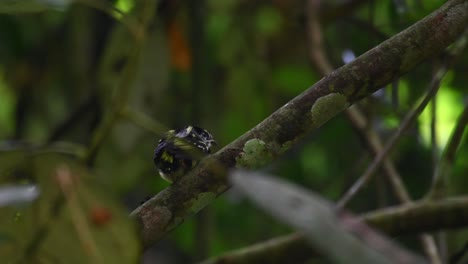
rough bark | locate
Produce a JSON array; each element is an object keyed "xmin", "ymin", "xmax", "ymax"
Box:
[{"xmin": 130, "ymin": 0, "xmax": 468, "ymax": 248}]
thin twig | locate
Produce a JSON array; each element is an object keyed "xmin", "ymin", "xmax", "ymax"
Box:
[
  {"xmin": 336, "ymin": 61, "xmax": 456, "ymax": 209},
  {"xmin": 305, "ymin": 0, "xmax": 411, "ymax": 204},
  {"xmin": 429, "ymin": 103, "xmax": 468, "ymax": 199},
  {"xmin": 84, "ymin": 1, "xmax": 158, "ymax": 163},
  {"xmin": 430, "ymin": 70, "xmax": 439, "ymax": 171},
  {"xmin": 342, "ymin": 25, "xmax": 468, "ymax": 207},
  {"xmin": 427, "ymin": 27, "xmax": 468, "ymax": 200},
  {"xmin": 201, "ymin": 196, "xmax": 468, "ymax": 264},
  {"xmin": 56, "ymin": 165, "xmax": 103, "ymax": 264},
  {"xmin": 305, "ymin": 1, "xmax": 442, "ymax": 262},
  {"xmin": 120, "ymin": 106, "xmax": 168, "ymax": 138},
  {"xmin": 47, "ymin": 96, "xmax": 97, "ymax": 143},
  {"xmin": 337, "ymin": 28, "xmax": 468, "ymax": 262},
  {"xmin": 344, "ymin": 106, "xmax": 411, "ymax": 202}
]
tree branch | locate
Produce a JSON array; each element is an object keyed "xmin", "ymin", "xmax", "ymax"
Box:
[
  {"xmin": 201, "ymin": 196, "xmax": 468, "ymax": 264},
  {"xmin": 304, "ymin": 1, "xmax": 446, "ymax": 262},
  {"xmin": 130, "ymin": 0, "xmax": 468, "ymax": 248}
]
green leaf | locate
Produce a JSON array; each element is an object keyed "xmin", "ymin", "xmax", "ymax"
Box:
[
  {"xmin": 255, "ymin": 7, "xmax": 282, "ymax": 36},
  {"xmin": 0, "ymin": 153, "xmax": 140, "ymax": 263}
]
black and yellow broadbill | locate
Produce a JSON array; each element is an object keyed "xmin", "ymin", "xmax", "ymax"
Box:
[{"xmin": 153, "ymin": 126, "xmax": 216, "ymax": 183}]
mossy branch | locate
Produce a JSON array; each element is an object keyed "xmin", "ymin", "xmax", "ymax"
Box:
[{"xmin": 130, "ymin": 0, "xmax": 468, "ymax": 248}]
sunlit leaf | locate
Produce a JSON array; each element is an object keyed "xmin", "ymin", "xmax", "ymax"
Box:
[
  {"xmin": 115, "ymin": 0, "xmax": 133, "ymax": 14},
  {"xmin": 419, "ymin": 72, "xmax": 463, "ymax": 148}
]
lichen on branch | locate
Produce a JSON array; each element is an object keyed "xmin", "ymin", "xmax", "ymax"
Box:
[{"xmin": 131, "ymin": 0, "xmax": 468, "ymax": 248}]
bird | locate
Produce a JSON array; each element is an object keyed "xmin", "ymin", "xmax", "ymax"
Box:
[{"xmin": 153, "ymin": 126, "xmax": 216, "ymax": 183}]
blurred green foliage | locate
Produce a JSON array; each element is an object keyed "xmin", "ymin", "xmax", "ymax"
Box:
[
  {"xmin": 0, "ymin": 0, "xmax": 467, "ymax": 263},
  {"xmin": 0, "ymin": 153, "xmax": 140, "ymax": 263}
]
